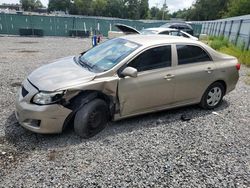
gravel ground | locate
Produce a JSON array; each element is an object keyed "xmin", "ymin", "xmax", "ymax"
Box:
[{"xmin": 0, "ymin": 36, "xmax": 249, "ymax": 187}]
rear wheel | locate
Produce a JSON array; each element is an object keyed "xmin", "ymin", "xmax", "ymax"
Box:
[
  {"xmin": 74, "ymin": 99, "xmax": 109, "ymax": 138},
  {"xmin": 200, "ymin": 82, "xmax": 225, "ymax": 109}
]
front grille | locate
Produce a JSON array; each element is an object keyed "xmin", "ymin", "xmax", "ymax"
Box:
[{"xmin": 21, "ymin": 86, "xmax": 29, "ymax": 97}]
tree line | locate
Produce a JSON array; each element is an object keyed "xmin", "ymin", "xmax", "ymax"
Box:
[
  {"xmin": 172, "ymin": 0, "xmax": 250, "ymax": 21},
  {"xmin": 47, "ymin": 0, "xmax": 158, "ymax": 20},
  {"xmin": 19, "ymin": 0, "xmax": 250, "ymax": 21}
]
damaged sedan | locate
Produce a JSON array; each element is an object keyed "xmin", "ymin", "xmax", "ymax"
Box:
[{"xmin": 15, "ymin": 35, "xmax": 240, "ymax": 138}]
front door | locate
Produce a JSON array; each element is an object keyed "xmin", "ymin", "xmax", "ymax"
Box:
[{"xmin": 118, "ymin": 45, "xmax": 175, "ymax": 117}]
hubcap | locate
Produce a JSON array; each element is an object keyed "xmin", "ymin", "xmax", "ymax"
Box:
[{"xmin": 207, "ymin": 87, "xmax": 222, "ymax": 107}]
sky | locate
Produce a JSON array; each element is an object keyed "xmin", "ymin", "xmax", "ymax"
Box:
[
  {"xmin": 1, "ymin": 0, "xmax": 194, "ymax": 13},
  {"xmin": 149, "ymin": 0, "xmax": 194, "ymax": 13}
]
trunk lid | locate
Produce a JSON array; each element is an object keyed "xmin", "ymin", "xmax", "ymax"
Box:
[{"xmin": 115, "ymin": 24, "xmax": 141, "ymax": 34}]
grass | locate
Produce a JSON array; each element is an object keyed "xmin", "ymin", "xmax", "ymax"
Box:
[
  {"xmin": 207, "ymin": 36, "xmax": 250, "ymax": 66},
  {"xmin": 209, "ymin": 36, "xmax": 229, "ymax": 50}
]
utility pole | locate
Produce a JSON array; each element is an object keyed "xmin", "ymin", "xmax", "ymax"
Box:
[{"xmin": 162, "ymin": 0, "xmax": 167, "ymax": 20}]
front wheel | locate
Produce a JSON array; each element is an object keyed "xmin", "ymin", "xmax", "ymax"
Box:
[
  {"xmin": 200, "ymin": 82, "xmax": 225, "ymax": 109},
  {"xmin": 74, "ymin": 99, "xmax": 109, "ymax": 138}
]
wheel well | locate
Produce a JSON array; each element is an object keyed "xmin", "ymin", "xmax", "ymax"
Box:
[
  {"xmin": 213, "ymin": 80, "xmax": 227, "ymax": 95},
  {"xmin": 62, "ymin": 90, "xmax": 115, "ymax": 131},
  {"xmin": 64, "ymin": 90, "xmax": 115, "ymax": 118}
]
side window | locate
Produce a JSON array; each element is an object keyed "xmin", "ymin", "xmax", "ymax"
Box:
[
  {"xmin": 181, "ymin": 33, "xmax": 189, "ymax": 38},
  {"xmin": 159, "ymin": 31, "xmax": 169, "ymax": 35},
  {"xmin": 129, "ymin": 46, "xmax": 172, "ymax": 72},
  {"xmin": 170, "ymin": 31, "xmax": 181, "ymax": 36},
  {"xmin": 177, "ymin": 45, "xmax": 211, "ymax": 65}
]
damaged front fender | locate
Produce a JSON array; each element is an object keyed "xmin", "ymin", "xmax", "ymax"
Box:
[{"xmin": 60, "ymin": 75, "xmax": 120, "ymax": 118}]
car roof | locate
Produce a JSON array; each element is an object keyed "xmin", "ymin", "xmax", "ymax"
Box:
[
  {"xmin": 120, "ymin": 34, "xmax": 199, "ymax": 47},
  {"xmin": 119, "ymin": 35, "xmax": 234, "ymax": 61}
]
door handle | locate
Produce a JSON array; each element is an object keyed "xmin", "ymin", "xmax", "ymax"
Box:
[
  {"xmin": 164, "ymin": 74, "xmax": 175, "ymax": 80},
  {"xmin": 205, "ymin": 67, "xmax": 213, "ymax": 73}
]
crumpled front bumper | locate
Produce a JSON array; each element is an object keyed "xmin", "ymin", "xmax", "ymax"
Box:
[{"xmin": 15, "ymin": 79, "xmax": 72, "ymax": 134}]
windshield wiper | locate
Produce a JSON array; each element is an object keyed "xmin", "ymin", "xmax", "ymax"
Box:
[{"xmin": 78, "ymin": 57, "xmax": 92, "ymax": 71}]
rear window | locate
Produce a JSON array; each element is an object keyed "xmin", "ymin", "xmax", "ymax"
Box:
[{"xmin": 177, "ymin": 45, "xmax": 211, "ymax": 65}]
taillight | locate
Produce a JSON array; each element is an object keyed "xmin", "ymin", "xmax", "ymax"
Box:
[{"xmin": 236, "ymin": 63, "xmax": 241, "ymax": 71}]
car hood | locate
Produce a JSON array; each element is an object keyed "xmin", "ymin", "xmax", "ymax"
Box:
[
  {"xmin": 28, "ymin": 56, "xmax": 96, "ymax": 91},
  {"xmin": 115, "ymin": 24, "xmax": 141, "ymax": 34}
]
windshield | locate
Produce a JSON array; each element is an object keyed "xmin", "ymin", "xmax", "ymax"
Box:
[
  {"xmin": 79, "ymin": 38, "xmax": 140, "ymax": 73},
  {"xmin": 140, "ymin": 29, "xmax": 158, "ymax": 35}
]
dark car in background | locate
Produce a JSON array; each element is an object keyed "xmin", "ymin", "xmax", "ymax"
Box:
[{"xmin": 160, "ymin": 22, "xmax": 194, "ymax": 36}]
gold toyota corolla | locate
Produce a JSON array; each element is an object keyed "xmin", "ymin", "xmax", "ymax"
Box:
[{"xmin": 15, "ymin": 35, "xmax": 240, "ymax": 138}]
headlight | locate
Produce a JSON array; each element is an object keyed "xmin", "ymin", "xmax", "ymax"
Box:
[{"xmin": 32, "ymin": 91, "xmax": 65, "ymax": 105}]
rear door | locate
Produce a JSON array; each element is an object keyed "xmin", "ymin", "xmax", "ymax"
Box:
[
  {"xmin": 118, "ymin": 45, "xmax": 175, "ymax": 116},
  {"xmin": 172, "ymin": 44, "xmax": 216, "ymax": 104}
]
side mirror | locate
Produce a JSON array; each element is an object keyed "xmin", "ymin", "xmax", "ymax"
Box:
[{"xmin": 121, "ymin": 67, "xmax": 138, "ymax": 78}]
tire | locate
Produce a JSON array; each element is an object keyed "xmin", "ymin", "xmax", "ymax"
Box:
[
  {"xmin": 74, "ymin": 99, "xmax": 109, "ymax": 138},
  {"xmin": 200, "ymin": 82, "xmax": 225, "ymax": 109}
]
